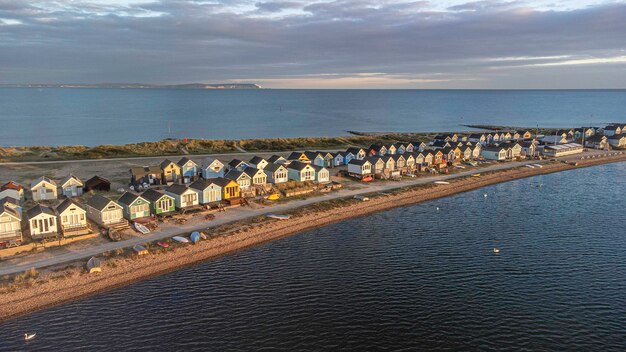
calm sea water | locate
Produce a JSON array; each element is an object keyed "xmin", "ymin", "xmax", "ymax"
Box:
[
  {"xmin": 1, "ymin": 88, "xmax": 625, "ymax": 146},
  {"xmin": 1, "ymin": 162, "xmax": 624, "ymax": 351}
]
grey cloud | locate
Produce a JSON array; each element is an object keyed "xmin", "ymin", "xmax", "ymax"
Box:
[{"xmin": 0, "ymin": 0, "xmax": 625, "ymax": 88}]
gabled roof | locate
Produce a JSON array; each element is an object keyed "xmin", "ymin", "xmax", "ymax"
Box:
[
  {"xmin": 391, "ymin": 154, "xmax": 405, "ymax": 161},
  {"xmin": 393, "ymin": 142, "xmax": 406, "ymax": 149},
  {"xmin": 0, "ymin": 202, "xmax": 20, "ymax": 220},
  {"xmin": 365, "ymin": 155, "xmax": 382, "ymax": 163},
  {"xmin": 287, "ymin": 160, "xmax": 313, "ymax": 171},
  {"xmin": 177, "ymin": 157, "xmax": 197, "ymax": 167},
  {"xmin": 468, "ymin": 133, "xmax": 485, "ymax": 139},
  {"xmin": 267, "ymin": 155, "xmax": 286, "ymax": 163},
  {"xmin": 118, "ymin": 192, "xmax": 146, "ymax": 206},
  {"xmin": 1, "ymin": 181, "xmax": 23, "ymax": 192},
  {"xmin": 27, "ymin": 204, "xmax": 55, "ymax": 219},
  {"xmin": 159, "ymin": 159, "xmax": 178, "ymax": 169},
  {"xmin": 59, "ymin": 174, "xmax": 83, "ymax": 187},
  {"xmin": 264, "ymin": 163, "xmax": 287, "ymax": 173},
  {"xmin": 249, "ymin": 156, "xmax": 266, "ymax": 165},
  {"xmin": 604, "ymin": 125, "xmax": 620, "ymax": 131},
  {"xmin": 348, "ymin": 159, "xmax": 369, "ymax": 166},
  {"xmin": 287, "ymin": 152, "xmax": 306, "ymax": 160},
  {"xmin": 244, "ymin": 167, "xmax": 264, "ymax": 178},
  {"xmin": 203, "ymin": 157, "xmax": 223, "ymax": 166},
  {"xmin": 369, "ymin": 144, "xmax": 386, "ymax": 152},
  {"xmin": 211, "ymin": 177, "xmax": 238, "ymax": 188},
  {"xmin": 31, "ymin": 176, "xmax": 56, "ymax": 189},
  {"xmin": 586, "ymin": 135, "xmax": 607, "ymax": 142},
  {"xmin": 165, "ymin": 184, "xmax": 192, "ymax": 195},
  {"xmin": 303, "ymin": 151, "xmax": 322, "ymax": 160},
  {"xmin": 56, "ymin": 198, "xmax": 85, "ymax": 214},
  {"xmin": 608, "ymin": 134, "xmax": 626, "ymax": 140},
  {"xmin": 345, "ymin": 147, "xmax": 364, "ymax": 155},
  {"xmin": 141, "ymin": 189, "xmax": 173, "ymax": 202},
  {"xmin": 228, "ymin": 159, "xmax": 247, "ymax": 168},
  {"xmin": 86, "ymin": 194, "xmax": 118, "ymax": 211},
  {"xmin": 312, "ymin": 165, "xmax": 327, "ymax": 172},
  {"xmin": 225, "ymin": 169, "xmax": 250, "ymax": 181},
  {"xmin": 85, "ymin": 175, "xmax": 110, "ymax": 187},
  {"xmin": 482, "ymin": 145, "xmax": 506, "ymax": 152}
]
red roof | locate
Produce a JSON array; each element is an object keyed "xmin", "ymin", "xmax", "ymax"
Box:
[{"xmin": 1, "ymin": 181, "xmax": 23, "ymax": 191}]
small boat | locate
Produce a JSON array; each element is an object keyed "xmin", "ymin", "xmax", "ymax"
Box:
[
  {"xmin": 172, "ymin": 236, "xmax": 190, "ymax": 243},
  {"xmin": 200, "ymin": 232, "xmax": 208, "ymax": 240},
  {"xmin": 190, "ymin": 232, "xmax": 201, "ymax": 244},
  {"xmin": 266, "ymin": 213, "xmax": 291, "ymax": 220},
  {"xmin": 86, "ymin": 257, "xmax": 102, "ymax": 274},
  {"xmin": 133, "ymin": 244, "xmax": 148, "ymax": 255},
  {"xmin": 107, "ymin": 228, "xmax": 121, "ymax": 242},
  {"xmin": 24, "ymin": 333, "xmax": 36, "ymax": 341},
  {"xmin": 267, "ymin": 193, "xmax": 281, "ymax": 201},
  {"xmin": 353, "ymin": 195, "xmax": 369, "ymax": 201},
  {"xmin": 434, "ymin": 181, "xmax": 450, "ymax": 185},
  {"xmin": 493, "ymin": 248, "xmax": 500, "ymax": 254},
  {"xmin": 525, "ymin": 164, "xmax": 535, "ymax": 168},
  {"xmin": 436, "ymin": 207, "xmax": 440, "ymax": 211},
  {"xmin": 483, "ymin": 193, "xmax": 488, "ymax": 198},
  {"xmin": 134, "ymin": 222, "xmax": 150, "ymax": 234},
  {"xmin": 533, "ymin": 164, "xmax": 543, "ymax": 168},
  {"xmin": 157, "ymin": 241, "xmax": 169, "ymax": 248},
  {"xmin": 471, "ymin": 173, "xmax": 481, "ymax": 177}
]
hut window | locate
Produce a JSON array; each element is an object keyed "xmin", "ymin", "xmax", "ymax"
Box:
[{"xmin": 32, "ymin": 220, "xmax": 38, "ymax": 229}]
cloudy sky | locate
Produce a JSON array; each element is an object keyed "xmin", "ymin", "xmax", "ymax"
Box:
[{"xmin": 1, "ymin": 0, "xmax": 626, "ymax": 88}]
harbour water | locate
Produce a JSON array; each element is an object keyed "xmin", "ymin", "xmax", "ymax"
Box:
[
  {"xmin": 0, "ymin": 162, "xmax": 624, "ymax": 351},
  {"xmin": 1, "ymin": 88, "xmax": 625, "ymax": 146}
]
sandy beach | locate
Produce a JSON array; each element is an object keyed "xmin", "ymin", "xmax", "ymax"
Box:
[{"xmin": 1, "ymin": 153, "xmax": 625, "ymax": 322}]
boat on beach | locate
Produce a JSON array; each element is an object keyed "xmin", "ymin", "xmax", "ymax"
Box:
[
  {"xmin": 133, "ymin": 244, "xmax": 148, "ymax": 255},
  {"xmin": 200, "ymin": 232, "xmax": 208, "ymax": 240},
  {"xmin": 157, "ymin": 241, "xmax": 169, "ymax": 248},
  {"xmin": 472, "ymin": 174, "xmax": 481, "ymax": 177},
  {"xmin": 266, "ymin": 213, "xmax": 291, "ymax": 220},
  {"xmin": 267, "ymin": 193, "xmax": 281, "ymax": 201},
  {"xmin": 434, "ymin": 181, "xmax": 450, "ymax": 185},
  {"xmin": 190, "ymin": 231, "xmax": 201, "ymax": 243},
  {"xmin": 24, "ymin": 333, "xmax": 36, "ymax": 341},
  {"xmin": 134, "ymin": 222, "xmax": 150, "ymax": 234},
  {"xmin": 86, "ymin": 257, "xmax": 101, "ymax": 274},
  {"xmin": 172, "ymin": 236, "xmax": 190, "ymax": 243},
  {"xmin": 526, "ymin": 164, "xmax": 535, "ymax": 168},
  {"xmin": 353, "ymin": 195, "xmax": 369, "ymax": 201}
]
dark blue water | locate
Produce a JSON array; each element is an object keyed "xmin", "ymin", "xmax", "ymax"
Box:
[
  {"xmin": 1, "ymin": 88, "xmax": 625, "ymax": 146},
  {"xmin": 1, "ymin": 162, "xmax": 624, "ymax": 351}
]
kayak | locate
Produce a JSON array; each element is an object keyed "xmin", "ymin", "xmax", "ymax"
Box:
[
  {"xmin": 267, "ymin": 193, "xmax": 280, "ymax": 201},
  {"xmin": 157, "ymin": 241, "xmax": 169, "ymax": 248},
  {"xmin": 172, "ymin": 236, "xmax": 190, "ymax": 243},
  {"xmin": 190, "ymin": 232, "xmax": 201, "ymax": 244}
]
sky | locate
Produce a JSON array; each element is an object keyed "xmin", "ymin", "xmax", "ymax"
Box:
[{"xmin": 1, "ymin": 0, "xmax": 626, "ymax": 88}]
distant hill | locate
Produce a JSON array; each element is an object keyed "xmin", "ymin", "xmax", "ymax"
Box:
[{"xmin": 0, "ymin": 83, "xmax": 262, "ymax": 89}]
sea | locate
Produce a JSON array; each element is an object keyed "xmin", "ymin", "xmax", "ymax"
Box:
[
  {"xmin": 1, "ymin": 88, "xmax": 625, "ymax": 146},
  {"xmin": 0, "ymin": 162, "xmax": 624, "ymax": 351}
]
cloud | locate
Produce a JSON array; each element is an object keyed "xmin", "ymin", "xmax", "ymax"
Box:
[{"xmin": 0, "ymin": 0, "xmax": 626, "ymax": 88}]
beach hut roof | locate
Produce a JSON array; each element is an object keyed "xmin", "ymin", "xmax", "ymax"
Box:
[
  {"xmin": 26, "ymin": 204, "xmax": 55, "ymax": 219},
  {"xmin": 86, "ymin": 194, "xmax": 117, "ymax": 211}
]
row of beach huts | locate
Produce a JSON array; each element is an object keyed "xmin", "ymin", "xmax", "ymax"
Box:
[{"xmin": 1, "ymin": 123, "xmax": 623, "ymax": 249}]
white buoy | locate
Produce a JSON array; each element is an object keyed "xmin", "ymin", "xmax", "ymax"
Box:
[
  {"xmin": 484, "ymin": 193, "xmax": 488, "ymax": 198},
  {"xmin": 436, "ymin": 207, "xmax": 440, "ymax": 211},
  {"xmin": 493, "ymin": 248, "xmax": 500, "ymax": 254}
]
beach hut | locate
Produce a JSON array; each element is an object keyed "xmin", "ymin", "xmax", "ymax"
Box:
[
  {"xmin": 31, "ymin": 176, "xmax": 58, "ymax": 201},
  {"xmin": 85, "ymin": 195, "xmax": 127, "ymax": 228},
  {"xmin": 392, "ymin": 154, "xmax": 406, "ymax": 172},
  {"xmin": 367, "ymin": 156, "xmax": 385, "ymax": 175},
  {"xmin": 130, "ymin": 166, "xmax": 163, "ymax": 187},
  {"xmin": 584, "ymin": 135, "xmax": 607, "ymax": 150},
  {"xmin": 340, "ymin": 151, "xmax": 355, "ymax": 165},
  {"xmin": 202, "ymin": 157, "xmax": 225, "ymax": 179},
  {"xmin": 160, "ymin": 159, "xmax": 181, "ymax": 184},
  {"xmin": 212, "ymin": 178, "xmax": 241, "ymax": 202},
  {"xmin": 287, "ymin": 161, "xmax": 317, "ymax": 182},
  {"xmin": 386, "ymin": 144, "xmax": 397, "ymax": 155},
  {"xmin": 608, "ymin": 134, "xmax": 626, "ymax": 147},
  {"xmin": 248, "ymin": 156, "xmax": 269, "ymax": 170},
  {"xmin": 84, "ymin": 176, "xmax": 111, "ymax": 192},
  {"xmin": 225, "ymin": 170, "xmax": 252, "ymax": 190},
  {"xmin": 468, "ymin": 134, "xmax": 486, "ymax": 144},
  {"xmin": 346, "ymin": 147, "xmax": 367, "ymax": 160},
  {"xmin": 405, "ymin": 142, "xmax": 415, "ymax": 153},
  {"xmin": 347, "ymin": 159, "xmax": 372, "ymax": 177},
  {"xmin": 165, "ymin": 184, "xmax": 199, "ymax": 210},
  {"xmin": 56, "ymin": 198, "xmax": 90, "ymax": 237},
  {"xmin": 118, "ymin": 192, "xmax": 151, "ymax": 221},
  {"xmin": 227, "ymin": 159, "xmax": 248, "ymax": 172},
  {"xmin": 189, "ymin": 179, "xmax": 223, "ymax": 205},
  {"xmin": 141, "ymin": 189, "xmax": 176, "ymax": 215},
  {"xmin": 244, "ymin": 167, "xmax": 268, "ymax": 187},
  {"xmin": 405, "ymin": 154, "xmax": 416, "ymax": 170},
  {"xmin": 0, "ymin": 181, "xmax": 24, "ymax": 202},
  {"xmin": 58, "ymin": 174, "xmax": 84, "ymax": 198},
  {"xmin": 394, "ymin": 143, "xmax": 406, "ymax": 154},
  {"xmin": 264, "ymin": 164, "xmax": 289, "ymax": 184},
  {"xmin": 303, "ymin": 152, "xmax": 325, "ymax": 167},
  {"xmin": 481, "ymin": 146, "xmax": 507, "ymax": 160},
  {"xmin": 313, "ymin": 165, "xmax": 330, "ymax": 183},
  {"xmin": 27, "ymin": 204, "xmax": 58, "ymax": 240},
  {"xmin": 472, "ymin": 144, "xmax": 482, "ymax": 159},
  {"xmin": 462, "ymin": 146, "xmax": 473, "ymax": 160},
  {"xmin": 0, "ymin": 202, "xmax": 22, "ymax": 247},
  {"xmin": 177, "ymin": 157, "xmax": 199, "ymax": 182},
  {"xmin": 368, "ymin": 144, "xmax": 387, "ymax": 156},
  {"xmin": 332, "ymin": 153, "xmax": 344, "ymax": 167}
]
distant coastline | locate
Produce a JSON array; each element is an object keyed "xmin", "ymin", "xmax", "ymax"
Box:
[{"xmin": 0, "ymin": 83, "xmax": 262, "ymax": 89}]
